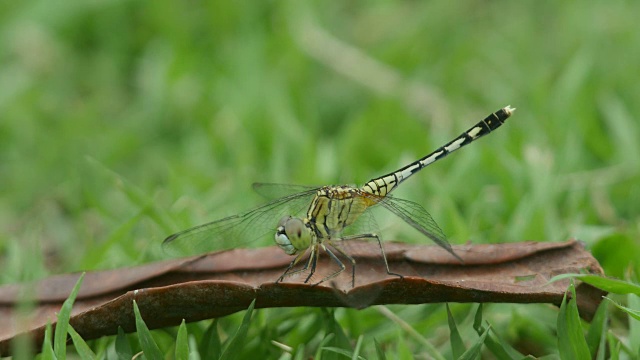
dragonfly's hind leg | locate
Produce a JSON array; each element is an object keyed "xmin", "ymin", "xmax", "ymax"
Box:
[
  {"xmin": 312, "ymin": 244, "xmax": 348, "ymax": 287},
  {"xmin": 340, "ymin": 233, "xmax": 404, "ymax": 280}
]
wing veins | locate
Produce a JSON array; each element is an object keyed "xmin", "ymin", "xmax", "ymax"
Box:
[
  {"xmin": 380, "ymin": 196, "xmax": 461, "ymax": 260},
  {"xmin": 162, "ymin": 187, "xmax": 319, "ymax": 254}
]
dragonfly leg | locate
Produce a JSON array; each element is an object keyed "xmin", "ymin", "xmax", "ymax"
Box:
[
  {"xmin": 312, "ymin": 243, "xmax": 347, "ymax": 286},
  {"xmin": 326, "ymin": 244, "xmax": 356, "ymax": 287},
  {"xmin": 277, "ymin": 246, "xmax": 311, "ymax": 283},
  {"xmin": 276, "ymin": 256, "xmax": 300, "ymax": 284},
  {"xmin": 340, "ymin": 233, "xmax": 404, "ymax": 280},
  {"xmin": 303, "ymin": 243, "xmax": 320, "ymax": 284},
  {"xmin": 277, "ymin": 242, "xmax": 320, "ymax": 284}
]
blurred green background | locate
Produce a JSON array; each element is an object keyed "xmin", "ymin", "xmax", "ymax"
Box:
[{"xmin": 1, "ymin": 0, "xmax": 639, "ymax": 357}]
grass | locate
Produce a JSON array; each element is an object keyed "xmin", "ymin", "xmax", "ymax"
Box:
[{"xmin": 1, "ymin": 0, "xmax": 639, "ymax": 358}]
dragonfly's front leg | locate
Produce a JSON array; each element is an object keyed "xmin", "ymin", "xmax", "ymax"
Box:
[{"xmin": 276, "ymin": 242, "xmax": 319, "ymax": 284}]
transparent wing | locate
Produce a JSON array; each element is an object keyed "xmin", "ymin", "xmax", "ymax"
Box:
[
  {"xmin": 252, "ymin": 182, "xmax": 320, "ymax": 200},
  {"xmin": 379, "ymin": 195, "xmax": 462, "ymax": 261},
  {"xmin": 163, "ymin": 187, "xmax": 319, "ymax": 256}
]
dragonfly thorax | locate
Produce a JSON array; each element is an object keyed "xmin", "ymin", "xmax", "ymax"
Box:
[
  {"xmin": 275, "ymin": 216, "xmax": 313, "ymax": 255},
  {"xmin": 308, "ymin": 186, "xmax": 377, "ymax": 239}
]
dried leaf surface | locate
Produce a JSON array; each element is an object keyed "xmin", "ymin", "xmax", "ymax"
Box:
[{"xmin": 0, "ymin": 240, "xmax": 605, "ymax": 356}]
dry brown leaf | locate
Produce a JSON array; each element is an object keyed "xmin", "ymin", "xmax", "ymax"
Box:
[{"xmin": 0, "ymin": 239, "xmax": 605, "ymax": 356}]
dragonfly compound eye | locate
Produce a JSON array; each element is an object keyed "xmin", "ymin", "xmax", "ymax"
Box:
[
  {"xmin": 274, "ymin": 216, "xmax": 297, "ymax": 255},
  {"xmin": 284, "ymin": 217, "xmax": 311, "ymax": 250},
  {"xmin": 277, "ymin": 215, "xmax": 292, "ymax": 228}
]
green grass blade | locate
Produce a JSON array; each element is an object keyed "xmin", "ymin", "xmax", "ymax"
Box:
[
  {"xmin": 315, "ymin": 333, "xmax": 335, "ymax": 360},
  {"xmin": 485, "ymin": 332, "xmax": 522, "ymax": 360},
  {"xmin": 219, "ymin": 299, "xmax": 256, "ymax": 360},
  {"xmin": 115, "ymin": 326, "xmax": 132, "ymax": 359},
  {"xmin": 376, "ymin": 306, "xmax": 446, "ymax": 360},
  {"xmin": 188, "ymin": 335, "xmax": 201, "ymax": 360},
  {"xmin": 595, "ymin": 321, "xmax": 607, "ymax": 360},
  {"xmin": 373, "ymin": 338, "xmax": 387, "ymax": 360},
  {"xmin": 351, "ymin": 335, "xmax": 363, "ymax": 360},
  {"xmin": 67, "ymin": 325, "xmax": 97, "ymax": 360},
  {"xmin": 321, "ymin": 347, "xmax": 366, "ymax": 360},
  {"xmin": 322, "ymin": 308, "xmax": 352, "ymax": 353},
  {"xmin": 457, "ymin": 325, "xmax": 490, "ymax": 360},
  {"xmin": 293, "ymin": 344, "xmax": 306, "ymax": 360},
  {"xmin": 199, "ymin": 319, "xmax": 221, "ymax": 359},
  {"xmin": 472, "ymin": 305, "xmax": 523, "ymax": 360},
  {"xmin": 395, "ymin": 332, "xmax": 413, "ymax": 359},
  {"xmin": 607, "ymin": 333, "xmax": 620, "ymax": 360},
  {"xmin": 604, "ymin": 296, "xmax": 640, "ymax": 321},
  {"xmin": 175, "ymin": 319, "xmax": 189, "ymax": 360},
  {"xmin": 132, "ymin": 300, "xmax": 164, "ymax": 359},
  {"xmin": 446, "ymin": 304, "xmax": 466, "ymax": 359},
  {"xmin": 472, "ymin": 304, "xmax": 483, "ymax": 332},
  {"xmin": 89, "ymin": 337, "xmax": 109, "ymax": 359},
  {"xmin": 54, "ymin": 272, "xmax": 85, "ymax": 360},
  {"xmin": 557, "ymin": 282, "xmax": 591, "ymax": 360},
  {"xmin": 585, "ymin": 301, "xmax": 609, "ymax": 357},
  {"xmin": 548, "ymin": 274, "xmax": 640, "ymax": 296},
  {"xmin": 629, "ymin": 292, "xmax": 640, "ymax": 355},
  {"xmin": 42, "ymin": 321, "xmax": 56, "ymax": 360},
  {"xmin": 317, "ymin": 308, "xmax": 351, "ymax": 360},
  {"xmin": 606, "ymin": 331, "xmax": 635, "ymax": 357}
]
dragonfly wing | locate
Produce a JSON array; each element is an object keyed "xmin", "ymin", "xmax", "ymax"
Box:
[
  {"xmin": 379, "ymin": 196, "xmax": 461, "ymax": 260},
  {"xmin": 163, "ymin": 187, "xmax": 319, "ymax": 256},
  {"xmin": 252, "ymin": 183, "xmax": 320, "ymax": 200}
]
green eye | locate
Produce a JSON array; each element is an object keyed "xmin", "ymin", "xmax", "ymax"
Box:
[
  {"xmin": 284, "ymin": 218, "xmax": 305, "ymax": 239},
  {"xmin": 277, "ymin": 215, "xmax": 292, "ymax": 228}
]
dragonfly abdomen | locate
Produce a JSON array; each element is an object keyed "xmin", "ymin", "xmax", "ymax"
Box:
[{"xmin": 362, "ymin": 106, "xmax": 514, "ymax": 196}]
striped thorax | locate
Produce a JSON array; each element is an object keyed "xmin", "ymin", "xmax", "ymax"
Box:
[{"xmin": 275, "ymin": 185, "xmax": 378, "ymax": 254}]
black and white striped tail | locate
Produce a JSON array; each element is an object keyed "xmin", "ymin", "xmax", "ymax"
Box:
[{"xmin": 362, "ymin": 105, "xmax": 515, "ymax": 196}]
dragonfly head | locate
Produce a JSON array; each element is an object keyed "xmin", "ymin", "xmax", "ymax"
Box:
[{"xmin": 275, "ymin": 216, "xmax": 312, "ymax": 255}]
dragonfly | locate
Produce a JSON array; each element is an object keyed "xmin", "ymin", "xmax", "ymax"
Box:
[{"xmin": 163, "ymin": 106, "xmax": 515, "ymax": 287}]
